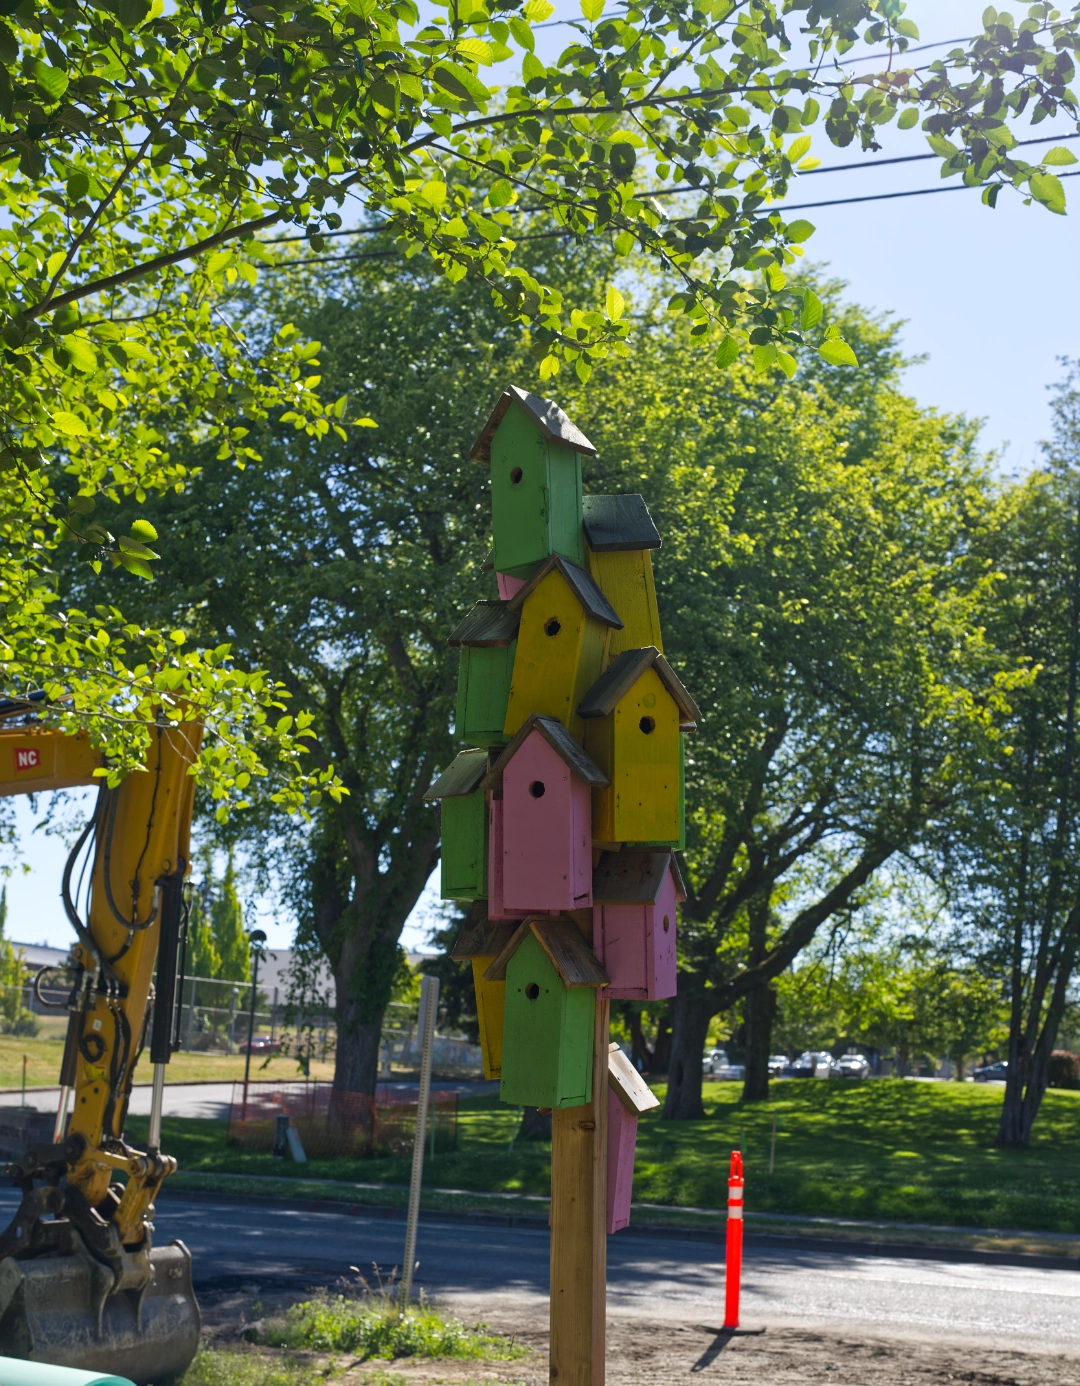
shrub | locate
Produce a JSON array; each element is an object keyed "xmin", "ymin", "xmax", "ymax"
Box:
[
  {"xmin": 1048, "ymin": 1051, "xmax": 1080, "ymax": 1089},
  {"xmin": 262, "ymin": 1289, "xmax": 524, "ymax": 1362}
]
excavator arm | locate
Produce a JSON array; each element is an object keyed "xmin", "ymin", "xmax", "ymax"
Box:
[{"xmin": 0, "ymin": 720, "xmax": 203, "ymax": 1383}]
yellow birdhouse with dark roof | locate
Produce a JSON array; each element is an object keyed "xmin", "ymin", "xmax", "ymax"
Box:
[
  {"xmin": 503, "ymin": 553, "xmax": 623, "ymax": 741},
  {"xmin": 577, "ymin": 647, "xmax": 700, "ymax": 845},
  {"xmin": 583, "ymin": 494, "xmax": 664, "ymax": 659}
]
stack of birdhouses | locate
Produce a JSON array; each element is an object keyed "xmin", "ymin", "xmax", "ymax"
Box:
[{"xmin": 425, "ymin": 386, "xmax": 699, "ymax": 1234}]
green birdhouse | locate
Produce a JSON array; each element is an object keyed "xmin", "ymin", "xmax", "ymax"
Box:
[
  {"xmin": 484, "ymin": 917, "xmax": 609, "ymax": 1109},
  {"xmin": 470, "ymin": 386, "xmax": 593, "ymax": 579},
  {"xmin": 423, "ymin": 748, "xmax": 489, "ymax": 902},
  {"xmin": 448, "ymin": 600, "xmax": 520, "ymax": 748}
]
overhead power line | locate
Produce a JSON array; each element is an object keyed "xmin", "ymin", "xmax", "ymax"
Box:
[
  {"xmin": 266, "ymin": 129, "xmax": 1079, "ymax": 246},
  {"xmin": 779, "ymin": 167, "xmax": 1080, "ymax": 212}
]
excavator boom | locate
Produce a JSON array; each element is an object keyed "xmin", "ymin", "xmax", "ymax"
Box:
[{"xmin": 0, "ymin": 721, "xmax": 203, "ymax": 1383}]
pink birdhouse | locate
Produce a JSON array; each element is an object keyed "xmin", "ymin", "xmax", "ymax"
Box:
[
  {"xmin": 483, "ymin": 714, "xmax": 608, "ymax": 913},
  {"xmin": 592, "ymin": 849, "xmax": 685, "ymax": 1000},
  {"xmin": 606, "ymin": 1044, "xmax": 660, "ymax": 1234},
  {"xmin": 487, "ymin": 796, "xmax": 529, "ymax": 922}
]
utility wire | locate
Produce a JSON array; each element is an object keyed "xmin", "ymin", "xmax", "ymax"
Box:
[
  {"xmin": 260, "ymin": 167, "xmax": 1080, "ymax": 272},
  {"xmin": 266, "ymin": 130, "xmax": 1079, "ymax": 246}
]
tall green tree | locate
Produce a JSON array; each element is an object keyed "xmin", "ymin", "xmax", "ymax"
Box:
[
  {"xmin": 2, "ymin": 0, "xmax": 1075, "ymax": 783},
  {"xmin": 942, "ymin": 360, "xmax": 1080, "ymax": 1147},
  {"xmin": 210, "ymin": 852, "xmax": 251, "ymax": 984},
  {"xmin": 545, "ymin": 289, "xmax": 1017, "ymax": 1118}
]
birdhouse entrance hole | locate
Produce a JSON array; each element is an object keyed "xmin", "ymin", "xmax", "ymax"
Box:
[
  {"xmin": 529, "ymin": 780, "xmax": 546, "ymax": 798},
  {"xmin": 639, "ymin": 715, "xmax": 656, "ymax": 734},
  {"xmin": 510, "ymin": 467, "xmax": 523, "ymax": 485},
  {"xmin": 544, "ymin": 616, "xmax": 561, "ymax": 636},
  {"xmin": 525, "ymin": 982, "xmax": 540, "ymax": 1000},
  {"xmin": 663, "ymin": 914, "xmax": 670, "ymax": 932}
]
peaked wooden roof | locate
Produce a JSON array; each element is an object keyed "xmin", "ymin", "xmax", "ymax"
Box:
[
  {"xmin": 608, "ymin": 1043, "xmax": 661, "ymax": 1114},
  {"xmin": 422, "ymin": 747, "xmax": 489, "ymax": 801},
  {"xmin": 451, "ymin": 916, "xmax": 519, "ymax": 961},
  {"xmin": 582, "ymin": 494, "xmax": 661, "ymax": 552},
  {"xmin": 593, "ymin": 849, "xmax": 685, "ymax": 904},
  {"xmin": 447, "ymin": 600, "xmax": 521, "ymax": 648},
  {"xmin": 470, "ymin": 385, "xmax": 597, "ymax": 464},
  {"xmin": 483, "ymin": 918, "xmax": 609, "ymax": 987},
  {"xmin": 483, "ymin": 713, "xmax": 608, "ymax": 792},
  {"xmin": 507, "ymin": 553, "xmax": 622, "ymax": 630},
  {"xmin": 576, "ymin": 646, "xmax": 701, "ymax": 728}
]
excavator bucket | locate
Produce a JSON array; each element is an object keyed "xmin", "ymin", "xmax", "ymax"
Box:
[{"xmin": 0, "ymin": 1242, "xmax": 199, "ymax": 1386}]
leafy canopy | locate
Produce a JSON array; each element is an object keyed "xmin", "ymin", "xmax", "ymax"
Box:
[{"xmin": 1, "ymin": 0, "xmax": 1077, "ymax": 801}]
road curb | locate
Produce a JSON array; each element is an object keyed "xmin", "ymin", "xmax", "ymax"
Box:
[{"xmin": 157, "ymin": 1187, "xmax": 1080, "ymax": 1272}]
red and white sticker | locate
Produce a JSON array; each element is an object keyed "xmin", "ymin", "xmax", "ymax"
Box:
[{"xmin": 13, "ymin": 747, "xmax": 41, "ymax": 772}]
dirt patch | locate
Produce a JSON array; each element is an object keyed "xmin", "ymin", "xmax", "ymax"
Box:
[{"xmin": 197, "ymin": 1282, "xmax": 1078, "ymax": 1386}]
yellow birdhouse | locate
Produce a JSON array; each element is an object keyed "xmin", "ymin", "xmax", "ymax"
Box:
[
  {"xmin": 578, "ymin": 647, "xmax": 700, "ymax": 845},
  {"xmin": 583, "ymin": 495, "xmax": 664, "ymax": 659},
  {"xmin": 503, "ymin": 553, "xmax": 623, "ymax": 740},
  {"xmin": 452, "ymin": 916, "xmax": 517, "ymax": 1080}
]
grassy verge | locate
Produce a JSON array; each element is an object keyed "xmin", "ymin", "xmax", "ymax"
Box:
[
  {"xmin": 176, "ymin": 1288, "xmax": 527, "ymax": 1386},
  {"xmin": 138, "ymin": 1081, "xmax": 1080, "ymax": 1238},
  {"xmin": 0, "ymin": 1035, "xmax": 334, "ymax": 1089}
]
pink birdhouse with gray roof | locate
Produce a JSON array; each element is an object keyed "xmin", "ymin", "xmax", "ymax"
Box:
[
  {"xmin": 592, "ymin": 849, "xmax": 685, "ymax": 1000},
  {"xmin": 483, "ymin": 713, "xmax": 608, "ymax": 913}
]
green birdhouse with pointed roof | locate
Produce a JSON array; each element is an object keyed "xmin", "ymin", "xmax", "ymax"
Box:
[
  {"xmin": 449, "ymin": 600, "xmax": 520, "ymax": 748},
  {"xmin": 484, "ymin": 917, "xmax": 609, "ymax": 1109},
  {"xmin": 470, "ymin": 386, "xmax": 592, "ymax": 579},
  {"xmin": 423, "ymin": 749, "xmax": 489, "ymax": 902}
]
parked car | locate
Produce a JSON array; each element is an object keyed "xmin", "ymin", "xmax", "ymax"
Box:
[
  {"xmin": 768, "ymin": 1054, "xmax": 790, "ymax": 1077},
  {"xmin": 972, "ymin": 1060, "xmax": 1008, "ymax": 1082},
  {"xmin": 835, "ymin": 1053, "xmax": 870, "ymax": 1080},
  {"xmin": 240, "ymin": 1035, "xmax": 281, "ymax": 1055},
  {"xmin": 790, "ymin": 1050, "xmax": 835, "ymax": 1078},
  {"xmin": 701, "ymin": 1049, "xmax": 746, "ymax": 1081}
]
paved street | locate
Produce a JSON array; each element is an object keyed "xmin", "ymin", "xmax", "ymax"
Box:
[
  {"xmin": 4, "ymin": 1080, "xmax": 498, "ymax": 1120},
  {"xmin": 84, "ymin": 1192, "xmax": 1080, "ymax": 1357}
]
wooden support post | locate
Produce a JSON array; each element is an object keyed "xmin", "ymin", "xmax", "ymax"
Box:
[{"xmin": 550, "ymin": 995, "xmax": 609, "ymax": 1386}]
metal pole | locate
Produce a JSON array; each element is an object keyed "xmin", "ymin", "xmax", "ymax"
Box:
[
  {"xmin": 242, "ymin": 931, "xmax": 267, "ymax": 1124},
  {"xmin": 52, "ymin": 1086, "xmax": 70, "ymax": 1144},
  {"xmin": 400, "ymin": 974, "xmax": 438, "ymax": 1304},
  {"xmin": 147, "ymin": 1061, "xmax": 166, "ymax": 1153}
]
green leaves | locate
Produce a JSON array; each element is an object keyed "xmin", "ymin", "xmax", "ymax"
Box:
[
  {"xmin": 605, "ymin": 286, "xmax": 625, "ymax": 321},
  {"xmin": 819, "ymin": 339, "xmax": 859, "ymax": 368},
  {"xmin": 801, "ymin": 290, "xmax": 823, "ymax": 332},
  {"xmin": 33, "ymin": 62, "xmax": 67, "ymax": 102},
  {"xmin": 1043, "ymin": 148, "xmax": 1079, "ymax": 167},
  {"xmin": 580, "ymin": 0, "xmax": 604, "ymax": 18},
  {"xmin": 1030, "ymin": 173, "xmax": 1067, "ymax": 215}
]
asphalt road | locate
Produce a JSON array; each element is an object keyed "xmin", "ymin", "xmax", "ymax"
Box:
[
  {"xmin": 133, "ymin": 1194, "xmax": 1080, "ymax": 1356},
  {"xmin": 0, "ymin": 1180, "xmax": 1076, "ymax": 1356}
]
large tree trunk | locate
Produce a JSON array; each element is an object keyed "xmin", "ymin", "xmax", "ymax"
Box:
[
  {"xmin": 741, "ymin": 982, "xmax": 776, "ymax": 1103},
  {"xmin": 662, "ymin": 991, "xmax": 713, "ymax": 1120}
]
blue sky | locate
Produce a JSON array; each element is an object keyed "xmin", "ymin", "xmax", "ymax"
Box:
[{"xmin": 3, "ymin": 1, "xmax": 1077, "ymax": 953}]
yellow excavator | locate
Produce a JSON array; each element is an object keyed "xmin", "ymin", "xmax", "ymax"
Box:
[{"xmin": 0, "ymin": 708, "xmax": 203, "ymax": 1383}]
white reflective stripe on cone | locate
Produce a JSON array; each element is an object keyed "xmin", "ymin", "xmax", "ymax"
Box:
[
  {"xmin": 728, "ymin": 1188, "xmax": 744, "ymax": 1200},
  {"xmin": 727, "ymin": 1207, "xmax": 744, "ymax": 1219}
]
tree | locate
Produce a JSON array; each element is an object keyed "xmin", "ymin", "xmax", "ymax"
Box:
[
  {"xmin": 71, "ymin": 248, "xmax": 559, "ymax": 1094},
  {"xmin": 531, "ymin": 285, "xmax": 1015, "ymax": 1117},
  {"xmin": 210, "ymin": 852, "xmax": 251, "ymax": 984},
  {"xmin": 941, "ymin": 360, "xmax": 1080, "ymax": 1146},
  {"xmin": 3, "ymin": 0, "xmax": 1076, "ymax": 778}
]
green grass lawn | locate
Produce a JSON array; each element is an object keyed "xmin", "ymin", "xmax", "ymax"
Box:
[{"xmin": 130, "ymin": 1080, "xmax": 1080, "ymax": 1235}]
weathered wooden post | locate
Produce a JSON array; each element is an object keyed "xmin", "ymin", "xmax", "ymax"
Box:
[{"xmin": 425, "ymin": 386, "xmax": 699, "ymax": 1384}]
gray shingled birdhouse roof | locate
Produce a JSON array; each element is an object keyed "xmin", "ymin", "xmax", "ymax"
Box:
[
  {"xmin": 593, "ymin": 849, "xmax": 687, "ymax": 904},
  {"xmin": 470, "ymin": 385, "xmax": 597, "ymax": 464},
  {"xmin": 507, "ymin": 553, "xmax": 623, "ymax": 630},
  {"xmin": 576, "ymin": 646, "xmax": 701, "ymax": 728},
  {"xmin": 483, "ymin": 918, "xmax": 609, "ymax": 987},
  {"xmin": 422, "ymin": 748, "xmax": 489, "ymax": 801},
  {"xmin": 483, "ymin": 713, "xmax": 609, "ymax": 793},
  {"xmin": 582, "ymin": 495, "xmax": 661, "ymax": 552},
  {"xmin": 447, "ymin": 600, "xmax": 521, "ymax": 648}
]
